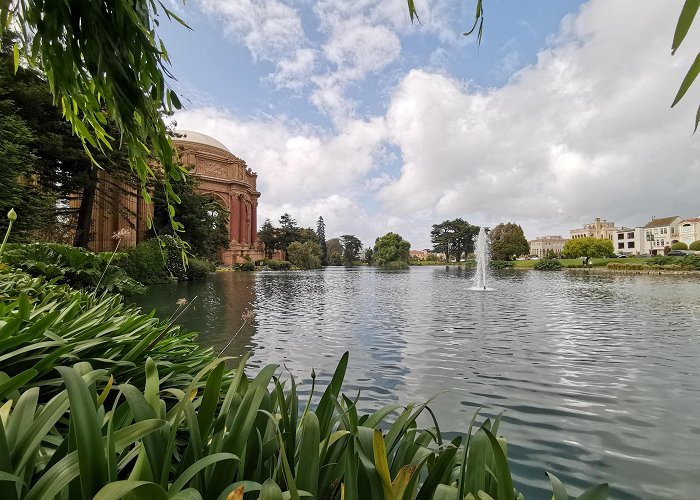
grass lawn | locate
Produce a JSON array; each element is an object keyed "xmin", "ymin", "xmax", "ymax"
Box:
[{"xmin": 512, "ymin": 257, "xmax": 650, "ymax": 268}]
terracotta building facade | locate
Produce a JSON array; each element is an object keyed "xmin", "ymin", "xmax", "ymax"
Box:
[{"xmin": 76, "ymin": 130, "xmax": 263, "ymax": 265}]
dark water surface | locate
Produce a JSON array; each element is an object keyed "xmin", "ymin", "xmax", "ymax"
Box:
[{"xmin": 133, "ymin": 267, "xmax": 700, "ymax": 499}]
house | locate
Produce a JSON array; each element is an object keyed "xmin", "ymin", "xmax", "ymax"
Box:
[
  {"xmin": 612, "ymin": 227, "xmax": 644, "ymax": 256},
  {"xmin": 528, "ymin": 235, "xmax": 566, "ymax": 258},
  {"xmin": 409, "ymin": 249, "xmax": 430, "ymax": 260},
  {"xmin": 570, "ymin": 218, "xmax": 618, "ymax": 241},
  {"xmin": 678, "ymin": 218, "xmax": 700, "ymax": 247},
  {"xmin": 642, "ymin": 216, "xmax": 683, "ymax": 255}
]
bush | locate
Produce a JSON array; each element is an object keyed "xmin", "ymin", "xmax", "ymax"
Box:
[
  {"xmin": 648, "ymin": 255, "xmax": 700, "ymax": 270},
  {"xmin": 671, "ymin": 241, "xmax": 688, "ymax": 250},
  {"xmin": 534, "ymin": 258, "xmax": 562, "ymax": 270},
  {"xmin": 120, "ymin": 238, "xmax": 171, "ymax": 285},
  {"xmin": 239, "ymin": 260, "xmax": 256, "ymax": 271},
  {"xmin": 689, "ymin": 240, "xmax": 700, "ymax": 251},
  {"xmin": 187, "ymin": 257, "xmax": 215, "ymax": 279},
  {"xmin": 490, "ymin": 260, "xmax": 514, "ymax": 269},
  {"xmin": 380, "ymin": 260, "xmax": 409, "ymax": 270},
  {"xmin": 1, "ymin": 242, "xmax": 146, "ymax": 294},
  {"xmin": 266, "ymin": 259, "xmax": 292, "ymax": 270},
  {"xmin": 287, "ymin": 240, "xmax": 323, "ymax": 269}
]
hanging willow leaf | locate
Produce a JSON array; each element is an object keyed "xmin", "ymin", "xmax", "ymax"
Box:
[
  {"xmin": 671, "ymin": 52, "xmax": 700, "ymax": 107},
  {"xmin": 672, "ymin": 0, "xmax": 700, "ymax": 54}
]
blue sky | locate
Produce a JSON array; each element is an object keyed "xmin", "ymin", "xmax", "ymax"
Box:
[{"xmin": 160, "ymin": 0, "xmax": 699, "ymax": 249}]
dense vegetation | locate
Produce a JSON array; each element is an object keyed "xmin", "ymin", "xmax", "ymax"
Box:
[
  {"xmin": 533, "ymin": 258, "xmax": 563, "ymax": 270},
  {"xmin": 373, "ymin": 232, "xmax": 411, "ymax": 268},
  {"xmin": 671, "ymin": 241, "xmax": 688, "ymax": 250},
  {"xmin": 430, "ymin": 219, "xmax": 479, "ymax": 263},
  {"xmin": 562, "ymin": 238, "xmax": 614, "ymax": 260},
  {"xmin": 489, "ymin": 224, "xmax": 529, "ymax": 261},
  {"xmin": 689, "ymin": 240, "xmax": 700, "ymax": 251},
  {"xmin": 0, "ymin": 261, "xmax": 609, "ymax": 499}
]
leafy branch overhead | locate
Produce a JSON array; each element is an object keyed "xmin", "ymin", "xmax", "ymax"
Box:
[
  {"xmin": 0, "ymin": 0, "xmax": 190, "ymax": 231},
  {"xmin": 407, "ymin": 0, "xmax": 699, "ymax": 132}
]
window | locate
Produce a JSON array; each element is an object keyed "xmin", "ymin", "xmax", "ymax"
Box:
[
  {"xmin": 618, "ymin": 242, "xmax": 624, "ymax": 249},
  {"xmin": 628, "ymin": 242, "xmax": 634, "ymax": 248},
  {"xmin": 618, "ymin": 233, "xmax": 624, "ymax": 239},
  {"xmin": 628, "ymin": 232, "xmax": 634, "ymax": 238},
  {"xmin": 654, "ymin": 229, "xmax": 659, "ymax": 234}
]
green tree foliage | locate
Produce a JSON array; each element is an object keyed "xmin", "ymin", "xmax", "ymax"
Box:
[
  {"xmin": 489, "ymin": 222, "xmax": 529, "ymax": 261},
  {"xmin": 562, "ymin": 237, "xmax": 615, "ymax": 259},
  {"xmin": 671, "ymin": 241, "xmax": 689, "ymax": 250},
  {"xmin": 340, "ymin": 234, "xmax": 363, "ymax": 265},
  {"xmin": 258, "ymin": 219, "xmax": 279, "ymax": 259},
  {"xmin": 373, "ymin": 232, "xmax": 411, "ymax": 267},
  {"xmin": 152, "ymin": 177, "xmax": 229, "ymax": 261},
  {"xmin": 431, "ymin": 219, "xmax": 479, "ymax": 262},
  {"xmin": 1, "ymin": 0, "xmax": 189, "ymax": 231},
  {"xmin": 316, "ymin": 216, "xmax": 328, "ymax": 265},
  {"xmin": 326, "ymin": 237, "xmax": 343, "ymax": 265},
  {"xmin": 0, "ymin": 33, "xmax": 136, "ymax": 247},
  {"xmin": 690, "ymin": 240, "xmax": 700, "ymax": 250},
  {"xmin": 0, "ymin": 103, "xmax": 55, "ymax": 240},
  {"xmin": 287, "ymin": 241, "xmax": 323, "ymax": 269},
  {"xmin": 364, "ymin": 247, "xmax": 374, "ymax": 265},
  {"xmin": 278, "ymin": 213, "xmax": 299, "ymax": 259}
]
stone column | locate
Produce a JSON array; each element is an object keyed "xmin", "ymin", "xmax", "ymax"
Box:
[
  {"xmin": 230, "ymin": 194, "xmax": 240, "ymax": 242},
  {"xmin": 251, "ymin": 201, "xmax": 258, "ymax": 244},
  {"xmin": 238, "ymin": 196, "xmax": 245, "ymax": 244}
]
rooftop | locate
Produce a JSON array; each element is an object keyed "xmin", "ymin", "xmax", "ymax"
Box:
[
  {"xmin": 643, "ymin": 216, "xmax": 681, "ymax": 228},
  {"xmin": 174, "ymin": 130, "xmax": 229, "ymax": 153}
]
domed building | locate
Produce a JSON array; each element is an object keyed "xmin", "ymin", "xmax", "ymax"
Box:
[{"xmin": 77, "ymin": 131, "xmax": 263, "ymax": 265}]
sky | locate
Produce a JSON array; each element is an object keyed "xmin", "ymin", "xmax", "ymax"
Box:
[{"xmin": 158, "ymin": 0, "xmax": 700, "ymax": 249}]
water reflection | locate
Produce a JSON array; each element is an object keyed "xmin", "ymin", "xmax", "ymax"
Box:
[{"xmin": 134, "ymin": 267, "xmax": 700, "ymax": 500}]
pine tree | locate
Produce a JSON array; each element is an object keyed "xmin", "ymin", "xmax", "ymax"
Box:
[{"xmin": 316, "ymin": 216, "xmax": 328, "ymax": 265}]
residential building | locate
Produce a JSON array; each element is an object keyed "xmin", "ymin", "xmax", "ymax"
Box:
[
  {"xmin": 528, "ymin": 235, "xmax": 566, "ymax": 258},
  {"xmin": 612, "ymin": 227, "xmax": 644, "ymax": 256},
  {"xmin": 570, "ymin": 217, "xmax": 617, "ymax": 241},
  {"xmin": 642, "ymin": 216, "xmax": 683, "ymax": 255},
  {"xmin": 678, "ymin": 218, "xmax": 700, "ymax": 247},
  {"xmin": 409, "ymin": 249, "xmax": 430, "ymax": 260}
]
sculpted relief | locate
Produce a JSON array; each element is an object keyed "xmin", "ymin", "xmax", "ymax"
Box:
[{"xmin": 197, "ymin": 160, "xmax": 228, "ymax": 179}]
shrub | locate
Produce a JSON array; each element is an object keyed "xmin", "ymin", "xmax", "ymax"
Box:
[
  {"xmin": 287, "ymin": 240, "xmax": 323, "ymax": 269},
  {"xmin": 689, "ymin": 240, "xmax": 700, "ymax": 251},
  {"xmin": 187, "ymin": 257, "xmax": 215, "ymax": 279},
  {"xmin": 266, "ymin": 259, "xmax": 292, "ymax": 270},
  {"xmin": 240, "ymin": 260, "xmax": 256, "ymax": 271},
  {"xmin": 381, "ymin": 260, "xmax": 409, "ymax": 270},
  {"xmin": 1, "ymin": 242, "xmax": 146, "ymax": 294},
  {"xmin": 671, "ymin": 241, "xmax": 688, "ymax": 250},
  {"xmin": 120, "ymin": 238, "xmax": 171, "ymax": 285},
  {"xmin": 534, "ymin": 258, "xmax": 562, "ymax": 270}
]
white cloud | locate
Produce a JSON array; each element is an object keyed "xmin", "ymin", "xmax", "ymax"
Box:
[
  {"xmin": 379, "ymin": 0, "xmax": 700, "ymax": 242},
  {"xmin": 181, "ymin": 0, "xmax": 700, "ymax": 248}
]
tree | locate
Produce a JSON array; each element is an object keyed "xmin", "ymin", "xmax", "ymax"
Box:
[
  {"xmin": 2, "ymin": 0, "xmax": 188, "ymax": 232},
  {"xmin": 373, "ymin": 232, "xmax": 410, "ymax": 266},
  {"xmin": 278, "ymin": 213, "xmax": 299, "ymax": 259},
  {"xmin": 489, "ymin": 223, "xmax": 529, "ymax": 261},
  {"xmin": 430, "ymin": 221, "xmax": 453, "ymax": 262},
  {"xmin": 0, "ymin": 102, "xmax": 55, "ymax": 240},
  {"xmin": 340, "ymin": 235, "xmax": 363, "ymax": 265},
  {"xmin": 0, "ymin": 33, "xmax": 135, "ymax": 247},
  {"xmin": 326, "ymin": 238, "xmax": 343, "ymax": 265},
  {"xmin": 258, "ymin": 219, "xmax": 279, "ymax": 259},
  {"xmin": 364, "ymin": 248, "xmax": 374, "ymax": 265},
  {"xmin": 451, "ymin": 218, "xmax": 479, "ymax": 261},
  {"xmin": 287, "ymin": 241, "xmax": 323, "ymax": 269},
  {"xmin": 152, "ymin": 177, "xmax": 229, "ymax": 261},
  {"xmin": 562, "ymin": 237, "xmax": 614, "ymax": 260},
  {"xmin": 316, "ymin": 216, "xmax": 328, "ymax": 265}
]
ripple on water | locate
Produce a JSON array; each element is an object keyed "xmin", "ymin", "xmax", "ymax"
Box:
[{"xmin": 133, "ymin": 267, "xmax": 700, "ymax": 500}]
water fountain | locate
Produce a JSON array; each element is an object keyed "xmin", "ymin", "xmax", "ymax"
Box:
[{"xmin": 472, "ymin": 226, "xmax": 490, "ymax": 290}]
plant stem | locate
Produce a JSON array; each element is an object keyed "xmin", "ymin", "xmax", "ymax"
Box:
[
  {"xmin": 94, "ymin": 239, "xmax": 120, "ymax": 294},
  {"xmin": 0, "ymin": 219, "xmax": 13, "ymax": 256}
]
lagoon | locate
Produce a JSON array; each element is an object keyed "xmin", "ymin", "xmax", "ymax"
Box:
[{"xmin": 134, "ymin": 267, "xmax": 700, "ymax": 499}]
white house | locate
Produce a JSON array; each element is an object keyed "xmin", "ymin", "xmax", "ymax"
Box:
[
  {"xmin": 612, "ymin": 227, "xmax": 644, "ymax": 256},
  {"xmin": 678, "ymin": 218, "xmax": 700, "ymax": 247},
  {"xmin": 642, "ymin": 216, "xmax": 683, "ymax": 255}
]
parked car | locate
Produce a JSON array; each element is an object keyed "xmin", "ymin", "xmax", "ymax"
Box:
[{"xmin": 668, "ymin": 250, "xmax": 688, "ymax": 256}]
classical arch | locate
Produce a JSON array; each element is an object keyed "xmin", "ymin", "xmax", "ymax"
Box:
[{"xmin": 174, "ymin": 131, "xmax": 262, "ymax": 264}]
